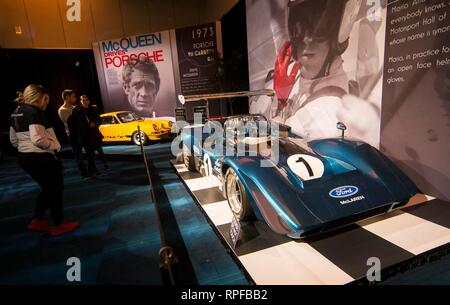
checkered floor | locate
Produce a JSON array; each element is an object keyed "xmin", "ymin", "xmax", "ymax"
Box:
[{"xmin": 171, "ymin": 160, "xmax": 450, "ymax": 285}]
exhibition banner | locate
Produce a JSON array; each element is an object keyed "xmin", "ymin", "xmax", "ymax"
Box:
[
  {"xmin": 95, "ymin": 31, "xmax": 177, "ymax": 118},
  {"xmin": 246, "ymin": 0, "xmax": 387, "ymax": 147},
  {"xmin": 93, "ymin": 22, "xmax": 223, "ymax": 120},
  {"xmin": 380, "ymin": 0, "xmax": 450, "ymax": 201},
  {"xmin": 176, "ymin": 22, "xmax": 222, "ymax": 95}
]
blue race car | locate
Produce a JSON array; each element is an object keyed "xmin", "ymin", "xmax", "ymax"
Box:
[{"xmin": 181, "ymin": 115, "xmax": 418, "ymax": 239}]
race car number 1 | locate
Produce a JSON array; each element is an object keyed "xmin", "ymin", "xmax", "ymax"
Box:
[{"xmin": 287, "ymin": 154, "xmax": 324, "ymax": 181}]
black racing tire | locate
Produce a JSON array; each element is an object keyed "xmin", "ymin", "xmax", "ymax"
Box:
[
  {"xmin": 131, "ymin": 131, "xmax": 149, "ymax": 146},
  {"xmin": 225, "ymin": 167, "xmax": 256, "ymax": 221},
  {"xmin": 183, "ymin": 144, "xmax": 197, "ymax": 172}
]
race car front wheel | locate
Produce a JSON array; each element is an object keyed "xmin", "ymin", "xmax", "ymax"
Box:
[
  {"xmin": 225, "ymin": 168, "xmax": 255, "ymax": 221},
  {"xmin": 132, "ymin": 131, "xmax": 148, "ymax": 146}
]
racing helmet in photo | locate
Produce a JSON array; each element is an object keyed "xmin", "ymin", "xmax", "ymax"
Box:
[{"xmin": 287, "ymin": 0, "xmax": 362, "ymax": 78}]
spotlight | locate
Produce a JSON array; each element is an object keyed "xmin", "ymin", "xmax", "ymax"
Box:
[{"xmin": 15, "ymin": 26, "xmax": 22, "ymax": 35}]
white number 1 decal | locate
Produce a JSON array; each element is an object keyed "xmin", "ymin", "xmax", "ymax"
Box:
[{"xmin": 287, "ymin": 154, "xmax": 324, "ymax": 181}]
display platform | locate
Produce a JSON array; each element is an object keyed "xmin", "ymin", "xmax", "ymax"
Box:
[{"xmin": 171, "ymin": 159, "xmax": 450, "ymax": 285}]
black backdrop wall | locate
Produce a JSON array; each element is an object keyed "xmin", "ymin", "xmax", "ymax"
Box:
[
  {"xmin": 0, "ymin": 49, "xmax": 102, "ymax": 148},
  {"xmin": 220, "ymin": 0, "xmax": 249, "ymax": 115}
]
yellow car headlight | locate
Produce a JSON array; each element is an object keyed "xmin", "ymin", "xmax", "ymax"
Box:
[{"xmin": 152, "ymin": 123, "xmax": 159, "ymax": 131}]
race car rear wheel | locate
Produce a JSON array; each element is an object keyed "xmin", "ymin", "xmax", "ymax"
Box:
[
  {"xmin": 132, "ymin": 131, "xmax": 148, "ymax": 146},
  {"xmin": 183, "ymin": 144, "xmax": 197, "ymax": 172},
  {"xmin": 225, "ymin": 168, "xmax": 255, "ymax": 221}
]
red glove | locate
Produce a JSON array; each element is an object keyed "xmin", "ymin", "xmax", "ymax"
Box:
[{"xmin": 274, "ymin": 42, "xmax": 301, "ymax": 110}]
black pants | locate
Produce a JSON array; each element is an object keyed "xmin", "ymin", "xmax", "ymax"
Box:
[
  {"xmin": 91, "ymin": 131, "xmax": 108, "ymax": 167},
  {"xmin": 71, "ymin": 139, "xmax": 97, "ymax": 177},
  {"xmin": 94, "ymin": 145, "xmax": 108, "ymax": 166},
  {"xmin": 18, "ymin": 152, "xmax": 64, "ymax": 226}
]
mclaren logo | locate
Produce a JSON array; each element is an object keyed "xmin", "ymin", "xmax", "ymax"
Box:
[{"xmin": 340, "ymin": 196, "xmax": 366, "ymax": 205}]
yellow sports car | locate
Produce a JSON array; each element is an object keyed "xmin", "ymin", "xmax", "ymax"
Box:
[{"xmin": 99, "ymin": 111, "xmax": 173, "ymax": 145}]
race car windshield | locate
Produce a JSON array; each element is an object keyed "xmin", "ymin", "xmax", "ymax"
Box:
[
  {"xmin": 224, "ymin": 116, "xmax": 268, "ymax": 135},
  {"xmin": 239, "ymin": 136, "xmax": 271, "ymax": 145},
  {"xmin": 221, "ymin": 115, "xmax": 271, "ymax": 148},
  {"xmin": 117, "ymin": 112, "xmax": 142, "ymax": 123}
]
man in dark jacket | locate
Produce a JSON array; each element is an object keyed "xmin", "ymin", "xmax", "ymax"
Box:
[
  {"xmin": 67, "ymin": 98, "xmax": 99, "ymax": 179},
  {"xmin": 80, "ymin": 95, "xmax": 110, "ymax": 170}
]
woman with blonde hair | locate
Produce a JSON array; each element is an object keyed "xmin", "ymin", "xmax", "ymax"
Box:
[{"xmin": 10, "ymin": 84, "xmax": 79, "ymax": 236}]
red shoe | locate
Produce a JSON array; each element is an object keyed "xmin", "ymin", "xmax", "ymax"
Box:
[
  {"xmin": 28, "ymin": 219, "xmax": 52, "ymax": 233},
  {"xmin": 51, "ymin": 222, "xmax": 80, "ymax": 236}
]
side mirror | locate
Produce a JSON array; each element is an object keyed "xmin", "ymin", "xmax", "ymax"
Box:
[{"xmin": 336, "ymin": 122, "xmax": 347, "ymax": 139}]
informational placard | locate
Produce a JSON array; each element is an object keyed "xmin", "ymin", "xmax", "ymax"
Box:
[
  {"xmin": 193, "ymin": 105, "xmax": 208, "ymax": 123},
  {"xmin": 383, "ymin": 0, "xmax": 449, "ymax": 91},
  {"xmin": 381, "ymin": 0, "xmax": 450, "ymax": 201},
  {"xmin": 94, "ymin": 31, "xmax": 177, "ymax": 118},
  {"xmin": 176, "ymin": 22, "xmax": 222, "ymax": 95},
  {"xmin": 230, "ymin": 215, "xmax": 241, "ymax": 249},
  {"xmin": 175, "ymin": 108, "xmax": 186, "ymax": 122}
]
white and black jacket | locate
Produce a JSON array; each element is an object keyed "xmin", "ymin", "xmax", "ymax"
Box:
[{"xmin": 10, "ymin": 104, "xmax": 61, "ymax": 154}]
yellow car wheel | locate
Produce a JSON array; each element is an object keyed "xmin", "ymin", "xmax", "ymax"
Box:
[{"xmin": 131, "ymin": 131, "xmax": 148, "ymax": 146}]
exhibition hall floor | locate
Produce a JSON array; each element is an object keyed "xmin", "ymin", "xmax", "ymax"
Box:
[
  {"xmin": 0, "ymin": 143, "xmax": 246, "ymax": 284},
  {"xmin": 172, "ymin": 160, "xmax": 450, "ymax": 284},
  {"xmin": 1, "ymin": 142, "xmax": 450, "ymax": 284},
  {"xmin": 0, "ymin": 148, "xmax": 163, "ymax": 284}
]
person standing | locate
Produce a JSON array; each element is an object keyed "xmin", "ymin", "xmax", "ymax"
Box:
[
  {"xmin": 10, "ymin": 84, "xmax": 79, "ymax": 236},
  {"xmin": 70, "ymin": 96, "xmax": 99, "ymax": 178},
  {"xmin": 58, "ymin": 89, "xmax": 97, "ymax": 179},
  {"xmin": 80, "ymin": 95, "xmax": 110, "ymax": 170},
  {"xmin": 58, "ymin": 89, "xmax": 75, "ymax": 137}
]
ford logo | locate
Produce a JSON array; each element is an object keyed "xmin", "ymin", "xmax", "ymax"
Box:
[{"xmin": 329, "ymin": 186, "xmax": 359, "ymax": 198}]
